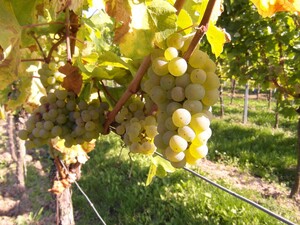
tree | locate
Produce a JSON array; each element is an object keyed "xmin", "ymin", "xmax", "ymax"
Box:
[{"xmin": 0, "ymin": 0, "xmax": 299, "ymax": 223}]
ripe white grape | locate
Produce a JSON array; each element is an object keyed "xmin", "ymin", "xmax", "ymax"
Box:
[
  {"xmin": 160, "ymin": 74, "xmax": 175, "ymax": 91},
  {"xmin": 190, "ymin": 69, "xmax": 207, "ymax": 84},
  {"xmin": 172, "ymin": 108, "xmax": 191, "ymax": 127},
  {"xmin": 201, "ymin": 89, "xmax": 219, "ymax": 106},
  {"xmin": 166, "ymin": 102, "xmax": 182, "ymax": 115},
  {"xmin": 203, "ymin": 72, "xmax": 220, "ymax": 90},
  {"xmin": 166, "ymin": 33, "xmax": 184, "ymax": 49},
  {"xmin": 189, "ymin": 144, "xmax": 208, "ymax": 159},
  {"xmin": 18, "ymin": 130, "xmax": 29, "ymax": 140},
  {"xmin": 164, "ymin": 147, "xmax": 185, "ymax": 162},
  {"xmin": 150, "ymin": 86, "xmax": 167, "ymax": 104},
  {"xmin": 188, "ymin": 50, "xmax": 209, "ymax": 69},
  {"xmin": 171, "ymin": 86, "xmax": 185, "ymax": 102},
  {"xmin": 189, "ymin": 113, "xmax": 210, "ymax": 133},
  {"xmin": 168, "ymin": 57, "xmax": 188, "ymax": 77},
  {"xmin": 183, "ymin": 100, "xmax": 203, "ymax": 115},
  {"xmin": 178, "ymin": 125, "xmax": 196, "ymax": 142},
  {"xmin": 164, "ymin": 47, "xmax": 178, "ymax": 60},
  {"xmin": 203, "ymin": 58, "xmax": 217, "ymax": 72},
  {"xmin": 169, "ymin": 134, "xmax": 188, "ymax": 152},
  {"xmin": 151, "ymin": 57, "xmax": 169, "ymax": 76},
  {"xmin": 175, "ymin": 73, "xmax": 190, "ymax": 88},
  {"xmin": 184, "ymin": 83, "xmax": 205, "ymax": 100}
]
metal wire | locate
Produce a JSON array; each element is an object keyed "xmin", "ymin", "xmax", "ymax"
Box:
[{"xmin": 155, "ymin": 152, "xmax": 296, "ymax": 225}]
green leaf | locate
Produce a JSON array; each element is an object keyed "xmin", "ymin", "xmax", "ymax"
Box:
[
  {"xmin": 153, "ymin": 156, "xmax": 176, "ymax": 173},
  {"xmin": 145, "ymin": 162, "xmax": 157, "ymax": 186},
  {"xmin": 10, "ymin": 0, "xmax": 38, "ymax": 25},
  {"xmin": 177, "ymin": 9, "xmax": 193, "ymax": 35},
  {"xmin": 206, "ymin": 22, "xmax": 226, "ymax": 58}
]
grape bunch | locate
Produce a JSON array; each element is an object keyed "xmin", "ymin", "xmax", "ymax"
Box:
[
  {"xmin": 114, "ymin": 95, "xmax": 158, "ymax": 155},
  {"xmin": 142, "ymin": 33, "xmax": 220, "ymax": 168},
  {"xmin": 38, "ymin": 62, "xmax": 65, "ymax": 93},
  {"xmin": 18, "ymin": 88, "xmax": 108, "ymax": 149}
]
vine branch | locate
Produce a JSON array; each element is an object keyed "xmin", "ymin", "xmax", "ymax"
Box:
[{"xmin": 183, "ymin": 0, "xmax": 216, "ymax": 60}]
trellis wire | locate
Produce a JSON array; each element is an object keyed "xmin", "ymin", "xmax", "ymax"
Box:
[
  {"xmin": 155, "ymin": 152, "xmax": 296, "ymax": 225},
  {"xmin": 59, "ymin": 159, "xmax": 107, "ymax": 225}
]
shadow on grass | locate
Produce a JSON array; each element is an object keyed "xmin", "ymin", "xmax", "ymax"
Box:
[{"xmin": 209, "ymin": 120, "xmax": 297, "ymax": 186}]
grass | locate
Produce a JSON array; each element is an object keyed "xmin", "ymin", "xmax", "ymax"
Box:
[{"xmin": 210, "ymin": 93, "xmax": 297, "ymax": 186}]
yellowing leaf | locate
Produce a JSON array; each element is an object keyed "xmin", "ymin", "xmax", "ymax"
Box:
[
  {"xmin": 177, "ymin": 9, "xmax": 193, "ymax": 35},
  {"xmin": 105, "ymin": 0, "xmax": 131, "ymax": 42},
  {"xmin": 206, "ymin": 22, "xmax": 226, "ymax": 58},
  {"xmin": 251, "ymin": 0, "xmax": 300, "ymax": 17}
]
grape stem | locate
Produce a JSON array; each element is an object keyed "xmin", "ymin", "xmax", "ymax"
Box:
[
  {"xmin": 65, "ymin": 8, "xmax": 72, "ymax": 64},
  {"xmin": 183, "ymin": 0, "xmax": 217, "ymax": 60}
]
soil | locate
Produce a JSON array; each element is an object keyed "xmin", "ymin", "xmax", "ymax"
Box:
[{"xmin": 0, "ymin": 118, "xmax": 299, "ymax": 224}]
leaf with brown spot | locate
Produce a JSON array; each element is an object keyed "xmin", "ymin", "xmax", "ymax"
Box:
[
  {"xmin": 59, "ymin": 64, "xmax": 83, "ymax": 95},
  {"xmin": 105, "ymin": 0, "xmax": 132, "ymax": 42}
]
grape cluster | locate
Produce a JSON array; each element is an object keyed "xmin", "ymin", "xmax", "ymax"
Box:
[
  {"xmin": 18, "ymin": 88, "xmax": 108, "ymax": 149},
  {"xmin": 38, "ymin": 62, "xmax": 65, "ymax": 93},
  {"xmin": 115, "ymin": 95, "xmax": 158, "ymax": 155},
  {"xmin": 142, "ymin": 33, "xmax": 220, "ymax": 168}
]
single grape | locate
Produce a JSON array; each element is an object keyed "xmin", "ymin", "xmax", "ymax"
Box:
[
  {"xmin": 85, "ymin": 121, "xmax": 96, "ymax": 131},
  {"xmin": 18, "ymin": 130, "xmax": 29, "ymax": 140},
  {"xmin": 188, "ymin": 50, "xmax": 209, "ymax": 69},
  {"xmin": 47, "ymin": 76, "xmax": 56, "ymax": 85},
  {"xmin": 55, "ymin": 89, "xmax": 68, "ymax": 100},
  {"xmin": 166, "ymin": 102, "xmax": 182, "ymax": 115},
  {"xmin": 185, "ymin": 83, "xmax": 205, "ymax": 100},
  {"xmin": 171, "ymin": 86, "xmax": 185, "ymax": 102},
  {"xmin": 164, "ymin": 47, "xmax": 178, "ymax": 61},
  {"xmin": 151, "ymin": 57, "xmax": 169, "ymax": 76},
  {"xmin": 175, "ymin": 73, "xmax": 190, "ymax": 88},
  {"xmin": 167, "ymin": 33, "xmax": 184, "ymax": 49},
  {"xmin": 178, "ymin": 125, "xmax": 196, "ymax": 142},
  {"xmin": 164, "ymin": 147, "xmax": 185, "ymax": 162},
  {"xmin": 189, "ymin": 113, "xmax": 210, "ymax": 133},
  {"xmin": 183, "ymin": 100, "xmax": 203, "ymax": 115},
  {"xmin": 203, "ymin": 72, "xmax": 220, "ymax": 90},
  {"xmin": 189, "ymin": 144, "xmax": 208, "ymax": 159},
  {"xmin": 190, "ymin": 69, "xmax": 207, "ymax": 84},
  {"xmin": 202, "ymin": 89, "xmax": 219, "ymax": 106},
  {"xmin": 150, "ymin": 86, "xmax": 167, "ymax": 104},
  {"xmin": 168, "ymin": 57, "xmax": 187, "ymax": 77},
  {"xmin": 160, "ymin": 74, "xmax": 175, "ymax": 91},
  {"xmin": 169, "ymin": 134, "xmax": 188, "ymax": 152},
  {"xmin": 172, "ymin": 108, "xmax": 191, "ymax": 128},
  {"xmin": 51, "ymin": 125, "xmax": 63, "ymax": 137}
]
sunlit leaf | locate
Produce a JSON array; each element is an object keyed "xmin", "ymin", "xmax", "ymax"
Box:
[
  {"xmin": 146, "ymin": 162, "xmax": 157, "ymax": 186},
  {"xmin": 206, "ymin": 22, "xmax": 226, "ymax": 57}
]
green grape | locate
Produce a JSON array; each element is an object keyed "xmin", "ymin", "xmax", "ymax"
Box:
[
  {"xmin": 48, "ymin": 62, "xmax": 57, "ymax": 71},
  {"xmin": 78, "ymin": 100, "xmax": 88, "ymax": 110},
  {"xmin": 56, "ymin": 114, "xmax": 67, "ymax": 124},
  {"xmin": 164, "ymin": 47, "xmax": 178, "ymax": 61},
  {"xmin": 171, "ymin": 86, "xmax": 185, "ymax": 102},
  {"xmin": 164, "ymin": 147, "xmax": 185, "ymax": 162},
  {"xmin": 36, "ymin": 121, "xmax": 44, "ymax": 129},
  {"xmin": 51, "ymin": 125, "xmax": 63, "ymax": 137},
  {"xmin": 203, "ymin": 58, "xmax": 217, "ymax": 72},
  {"xmin": 183, "ymin": 100, "xmax": 203, "ymax": 115},
  {"xmin": 145, "ymin": 125, "xmax": 158, "ymax": 138},
  {"xmin": 39, "ymin": 129, "xmax": 50, "ymax": 139},
  {"xmin": 43, "ymin": 121, "xmax": 54, "ymax": 130},
  {"xmin": 171, "ymin": 157, "xmax": 186, "ymax": 168},
  {"xmin": 47, "ymin": 92, "xmax": 57, "ymax": 104},
  {"xmin": 185, "ymin": 83, "xmax": 205, "ymax": 100},
  {"xmin": 168, "ymin": 57, "xmax": 187, "ymax": 77},
  {"xmin": 130, "ymin": 142, "xmax": 142, "ymax": 153},
  {"xmin": 116, "ymin": 124, "xmax": 126, "ymax": 135},
  {"xmin": 172, "ymin": 108, "xmax": 191, "ymax": 127},
  {"xmin": 175, "ymin": 73, "xmax": 190, "ymax": 88},
  {"xmin": 190, "ymin": 69, "xmax": 207, "ymax": 84},
  {"xmin": 47, "ymin": 76, "xmax": 56, "ymax": 85},
  {"xmin": 203, "ymin": 72, "xmax": 220, "ymax": 90},
  {"xmin": 85, "ymin": 121, "xmax": 96, "ymax": 131},
  {"xmin": 18, "ymin": 130, "xmax": 29, "ymax": 140},
  {"xmin": 74, "ymin": 126, "xmax": 85, "ymax": 136},
  {"xmin": 39, "ymin": 96, "xmax": 48, "ymax": 104},
  {"xmin": 154, "ymin": 135, "xmax": 167, "ymax": 150},
  {"xmin": 141, "ymin": 142, "xmax": 156, "ymax": 154},
  {"xmin": 81, "ymin": 110, "xmax": 92, "ymax": 122},
  {"xmin": 151, "ymin": 57, "xmax": 169, "ymax": 76},
  {"xmin": 145, "ymin": 116, "xmax": 156, "ymax": 126},
  {"xmin": 193, "ymin": 128, "xmax": 212, "ymax": 145},
  {"xmin": 32, "ymin": 127, "xmax": 41, "ymax": 138},
  {"xmin": 66, "ymin": 100, "xmax": 76, "ymax": 111},
  {"xmin": 189, "ymin": 113, "xmax": 210, "ymax": 133},
  {"xmin": 56, "ymin": 99, "xmax": 66, "ymax": 108},
  {"xmin": 55, "ymin": 89, "xmax": 68, "ymax": 100},
  {"xmin": 185, "ymin": 149, "xmax": 199, "ymax": 165},
  {"xmin": 165, "ymin": 117, "xmax": 177, "ymax": 131},
  {"xmin": 150, "ymin": 86, "xmax": 167, "ymax": 104},
  {"xmin": 169, "ymin": 134, "xmax": 188, "ymax": 152},
  {"xmin": 166, "ymin": 102, "xmax": 182, "ymax": 115},
  {"xmin": 162, "ymin": 130, "xmax": 176, "ymax": 145},
  {"xmin": 167, "ymin": 33, "xmax": 184, "ymax": 49},
  {"xmin": 150, "ymin": 48, "xmax": 164, "ymax": 62},
  {"xmin": 202, "ymin": 89, "xmax": 219, "ymax": 106},
  {"xmin": 188, "ymin": 50, "xmax": 209, "ymax": 69},
  {"xmin": 160, "ymin": 74, "xmax": 175, "ymax": 91},
  {"xmin": 189, "ymin": 144, "xmax": 208, "ymax": 159},
  {"xmin": 178, "ymin": 125, "xmax": 196, "ymax": 142},
  {"xmin": 48, "ymin": 108, "xmax": 58, "ymax": 120}
]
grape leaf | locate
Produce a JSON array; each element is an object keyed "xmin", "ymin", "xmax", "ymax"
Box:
[
  {"xmin": 177, "ymin": 9, "xmax": 193, "ymax": 35},
  {"xmin": 10, "ymin": 0, "xmax": 37, "ymax": 25},
  {"xmin": 105, "ymin": 0, "xmax": 131, "ymax": 42},
  {"xmin": 145, "ymin": 162, "xmax": 157, "ymax": 186},
  {"xmin": 251, "ymin": 0, "xmax": 300, "ymax": 17},
  {"xmin": 59, "ymin": 64, "xmax": 83, "ymax": 95},
  {"xmin": 206, "ymin": 22, "xmax": 226, "ymax": 58}
]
